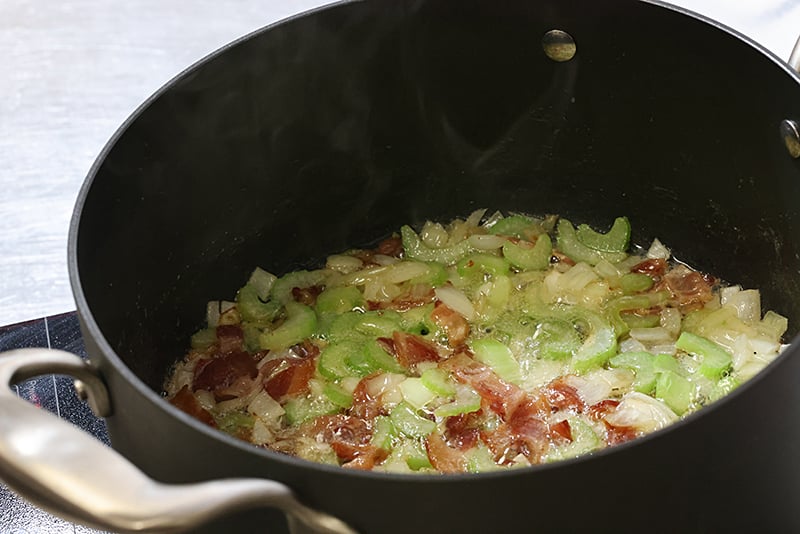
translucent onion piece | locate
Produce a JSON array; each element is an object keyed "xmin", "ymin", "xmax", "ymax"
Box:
[
  {"xmin": 468, "ymin": 233, "xmax": 508, "ymax": 250},
  {"xmin": 434, "ymin": 285, "xmax": 476, "ymax": 321},
  {"xmin": 604, "ymin": 392, "xmax": 678, "ymax": 433},
  {"xmin": 646, "ymin": 238, "xmax": 671, "ymax": 260},
  {"xmin": 326, "ymin": 254, "xmax": 364, "ymax": 274}
]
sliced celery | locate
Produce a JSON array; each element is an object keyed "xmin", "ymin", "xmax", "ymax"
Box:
[
  {"xmin": 399, "ymin": 303, "xmax": 439, "ymax": 338},
  {"xmin": 619, "ymin": 272, "xmax": 654, "ymax": 294},
  {"xmin": 420, "ymin": 368, "xmax": 457, "ymax": 397},
  {"xmin": 502, "ymin": 234, "xmax": 552, "ymax": 271},
  {"xmin": 371, "ymin": 416, "xmax": 398, "ymax": 450},
  {"xmin": 547, "ymin": 416, "xmax": 602, "ymax": 462},
  {"xmin": 270, "ymin": 269, "xmax": 329, "ymax": 305},
  {"xmin": 606, "ymin": 292, "xmax": 669, "ymax": 337},
  {"xmin": 488, "ymin": 214, "xmax": 536, "ymax": 238},
  {"xmin": 236, "ymin": 284, "xmax": 282, "ymax": 324},
  {"xmin": 259, "ymin": 302, "xmax": 317, "ymax": 351},
  {"xmin": 528, "ymin": 317, "xmax": 582, "ymax": 360},
  {"xmin": 456, "ymin": 253, "xmax": 511, "ymax": 278},
  {"xmin": 283, "ymin": 395, "xmax": 338, "ymax": 426},
  {"xmin": 655, "ymin": 370, "xmax": 693, "ymax": 415},
  {"xmin": 556, "ymin": 219, "xmax": 628, "ymax": 266},
  {"xmin": 433, "ymin": 384, "xmax": 481, "ymax": 418},
  {"xmin": 315, "ymin": 286, "xmax": 363, "ymax": 316},
  {"xmin": 401, "ymin": 225, "xmax": 473, "ymax": 264},
  {"xmin": 471, "ymin": 337, "xmax": 521, "ymax": 383},
  {"xmin": 400, "ymin": 377, "xmax": 438, "ymax": 409},
  {"xmin": 575, "ymin": 216, "xmax": 631, "ymax": 253},
  {"xmin": 675, "ymin": 332, "xmax": 732, "ymax": 380},
  {"xmin": 247, "ymin": 267, "xmax": 277, "ymax": 299},
  {"xmin": 609, "ymin": 351, "xmax": 657, "ymax": 394},
  {"xmin": 390, "ymin": 402, "xmax": 436, "ymax": 437},
  {"xmin": 571, "ymin": 308, "xmax": 617, "ymax": 374},
  {"xmin": 322, "ymin": 381, "xmax": 353, "ymax": 409},
  {"xmin": 318, "ymin": 340, "xmax": 361, "ymax": 380},
  {"xmin": 653, "ymin": 353, "xmax": 683, "ymax": 375}
]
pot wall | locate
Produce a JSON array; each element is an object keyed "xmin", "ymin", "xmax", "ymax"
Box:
[{"xmin": 71, "ymin": 0, "xmax": 800, "ymax": 531}]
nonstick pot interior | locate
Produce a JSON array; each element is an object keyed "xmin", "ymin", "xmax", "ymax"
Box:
[{"xmin": 70, "ymin": 0, "xmax": 800, "ymax": 532}]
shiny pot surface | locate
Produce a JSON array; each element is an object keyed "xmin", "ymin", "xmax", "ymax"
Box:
[{"xmin": 67, "ymin": 0, "xmax": 800, "ymax": 531}]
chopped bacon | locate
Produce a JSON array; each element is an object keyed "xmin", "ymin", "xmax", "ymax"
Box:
[
  {"xmin": 630, "ymin": 258, "xmax": 667, "ymax": 279},
  {"xmin": 444, "ymin": 411, "xmax": 483, "ymax": 450},
  {"xmin": 443, "ymin": 351, "xmax": 525, "ymax": 418},
  {"xmin": 425, "ymin": 433, "xmax": 465, "ymax": 473},
  {"xmin": 377, "ymin": 235, "xmax": 403, "ymax": 258},
  {"xmin": 655, "ymin": 265, "xmax": 714, "ymax": 312},
  {"xmin": 349, "ymin": 374, "xmax": 383, "ymax": 420},
  {"xmin": 392, "ymin": 331, "xmax": 441, "ymax": 368},
  {"xmin": 586, "ymin": 399, "xmax": 620, "ymax": 420},
  {"xmin": 170, "ymin": 386, "xmax": 216, "ymax": 427},
  {"xmin": 264, "ymin": 357, "xmax": 316, "ymax": 400},
  {"xmin": 430, "ymin": 301, "xmax": 470, "ymax": 347},
  {"xmin": 367, "ymin": 284, "xmax": 436, "ymax": 311},
  {"xmin": 291, "ymin": 285, "xmax": 323, "ymax": 306},
  {"xmin": 603, "ymin": 421, "xmax": 638, "ymax": 445},
  {"xmin": 193, "ymin": 351, "xmax": 258, "ymax": 400},
  {"xmin": 216, "ymin": 324, "xmax": 245, "ymax": 354},
  {"xmin": 292, "ymin": 340, "xmax": 320, "ymax": 359},
  {"xmin": 549, "ymin": 419, "xmax": 572, "ymax": 443},
  {"xmin": 309, "ymin": 415, "xmax": 374, "ymax": 464},
  {"xmin": 543, "ymin": 378, "xmax": 585, "ymax": 413},
  {"xmin": 342, "ymin": 446, "xmax": 389, "ymax": 470}
]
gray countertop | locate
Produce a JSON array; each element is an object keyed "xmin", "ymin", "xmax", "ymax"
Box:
[{"xmin": 2, "ymin": 0, "xmax": 800, "ymax": 328}]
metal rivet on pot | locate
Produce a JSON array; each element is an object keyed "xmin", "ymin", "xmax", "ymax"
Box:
[
  {"xmin": 542, "ymin": 30, "xmax": 576, "ymax": 62},
  {"xmin": 74, "ymin": 379, "xmax": 89, "ymax": 401},
  {"xmin": 780, "ymin": 119, "xmax": 800, "ymax": 158}
]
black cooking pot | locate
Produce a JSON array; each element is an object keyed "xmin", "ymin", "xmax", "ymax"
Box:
[{"xmin": 3, "ymin": 0, "xmax": 800, "ymax": 532}]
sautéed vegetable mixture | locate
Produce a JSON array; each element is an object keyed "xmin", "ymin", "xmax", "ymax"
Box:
[{"xmin": 165, "ymin": 211, "xmax": 787, "ymax": 473}]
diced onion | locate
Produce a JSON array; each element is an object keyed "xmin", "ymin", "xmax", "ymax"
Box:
[
  {"xmin": 629, "ymin": 327, "xmax": 674, "ymax": 344},
  {"xmin": 420, "ymin": 221, "xmax": 449, "ymax": 248},
  {"xmin": 468, "ymin": 233, "xmax": 507, "ymax": 250},
  {"xmin": 248, "ymin": 390, "xmax": 285, "ymax": 424},
  {"xmin": 326, "ymin": 254, "xmax": 364, "ymax": 274},
  {"xmin": 604, "ymin": 392, "xmax": 678, "ymax": 433},
  {"xmin": 565, "ymin": 369, "xmax": 634, "ymax": 406},
  {"xmin": 646, "ymin": 238, "xmax": 671, "ymax": 260},
  {"xmin": 434, "ymin": 285, "xmax": 476, "ymax": 321}
]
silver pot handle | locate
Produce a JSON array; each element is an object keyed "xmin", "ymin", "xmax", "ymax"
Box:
[
  {"xmin": 0, "ymin": 348, "xmax": 357, "ymax": 534},
  {"xmin": 789, "ymin": 35, "xmax": 800, "ymax": 73}
]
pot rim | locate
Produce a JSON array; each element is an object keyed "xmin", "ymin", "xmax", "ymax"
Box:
[{"xmin": 66, "ymin": 0, "xmax": 800, "ymax": 482}]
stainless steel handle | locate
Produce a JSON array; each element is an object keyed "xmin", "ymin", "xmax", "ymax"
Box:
[{"xmin": 0, "ymin": 348, "xmax": 357, "ymax": 534}]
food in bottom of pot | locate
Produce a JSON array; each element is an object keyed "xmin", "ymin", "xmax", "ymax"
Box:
[{"xmin": 164, "ymin": 210, "xmax": 787, "ymax": 473}]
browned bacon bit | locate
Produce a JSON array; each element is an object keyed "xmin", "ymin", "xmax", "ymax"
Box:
[
  {"xmin": 543, "ymin": 378, "xmax": 586, "ymax": 413},
  {"xmin": 310, "ymin": 414, "xmax": 374, "ymax": 463},
  {"xmin": 392, "ymin": 331, "xmax": 441, "ymax": 368},
  {"xmin": 368, "ymin": 284, "xmax": 436, "ymax": 311},
  {"xmin": 193, "ymin": 351, "xmax": 258, "ymax": 400},
  {"xmin": 630, "ymin": 257, "xmax": 667, "ymax": 279},
  {"xmin": 376, "ymin": 235, "xmax": 404, "ymax": 258},
  {"xmin": 349, "ymin": 374, "xmax": 383, "ymax": 420},
  {"xmin": 549, "ymin": 419, "xmax": 572, "ymax": 443},
  {"xmin": 444, "ymin": 351, "xmax": 527, "ymax": 419},
  {"xmin": 586, "ymin": 399, "xmax": 620, "ymax": 421},
  {"xmin": 375, "ymin": 337, "xmax": 396, "ymax": 357},
  {"xmin": 265, "ymin": 357, "xmax": 316, "ymax": 400},
  {"xmin": 430, "ymin": 301, "xmax": 470, "ymax": 347},
  {"xmin": 603, "ymin": 421, "xmax": 638, "ymax": 446},
  {"xmin": 216, "ymin": 324, "xmax": 245, "ymax": 354},
  {"xmin": 171, "ymin": 386, "xmax": 216, "ymax": 427},
  {"xmin": 292, "ymin": 340, "xmax": 320, "ymax": 359},
  {"xmin": 444, "ymin": 411, "xmax": 483, "ymax": 450},
  {"xmin": 425, "ymin": 433, "xmax": 465, "ymax": 473},
  {"xmin": 481, "ymin": 417, "xmax": 548, "ymax": 465},
  {"xmin": 656, "ymin": 265, "xmax": 714, "ymax": 312},
  {"xmin": 291, "ymin": 285, "xmax": 323, "ymax": 306},
  {"xmin": 342, "ymin": 446, "xmax": 389, "ymax": 470}
]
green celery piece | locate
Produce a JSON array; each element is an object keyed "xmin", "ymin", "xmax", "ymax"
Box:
[
  {"xmin": 653, "ymin": 353, "xmax": 683, "ymax": 375},
  {"xmin": 315, "ymin": 286, "xmax": 364, "ymax": 316},
  {"xmin": 433, "ymin": 384, "xmax": 482, "ymax": 418},
  {"xmin": 371, "ymin": 416, "xmax": 398, "ymax": 450},
  {"xmin": 400, "ymin": 225, "xmax": 473, "ymax": 264},
  {"xmin": 324, "ymin": 311, "xmax": 366, "ymax": 342},
  {"xmin": 400, "ymin": 377, "xmax": 438, "ymax": 410},
  {"xmin": 236, "ymin": 284, "xmax": 282, "ymax": 324},
  {"xmin": 318, "ymin": 340, "xmax": 361, "ymax": 380},
  {"xmin": 556, "ymin": 219, "xmax": 628, "ymax": 266},
  {"xmin": 570, "ymin": 308, "xmax": 618, "ymax": 374},
  {"xmin": 489, "ymin": 214, "xmax": 536, "ymax": 238},
  {"xmin": 456, "ymin": 253, "xmax": 511, "ymax": 278},
  {"xmin": 547, "ymin": 416, "xmax": 602, "ymax": 462},
  {"xmin": 471, "ymin": 337, "xmax": 521, "ymax": 383},
  {"xmin": 708, "ymin": 374, "xmax": 740, "ymax": 403},
  {"xmin": 403, "ymin": 440, "xmax": 434, "ymax": 471},
  {"xmin": 527, "ymin": 316, "xmax": 582, "ymax": 360},
  {"xmin": 464, "ymin": 444, "xmax": 503, "ymax": 473},
  {"xmin": 420, "ymin": 368, "xmax": 456, "ymax": 397},
  {"xmin": 270, "ymin": 269, "xmax": 329, "ymax": 305},
  {"xmin": 215, "ymin": 411, "xmax": 255, "ymax": 438},
  {"xmin": 575, "ymin": 216, "xmax": 631, "ymax": 253},
  {"xmin": 190, "ymin": 328, "xmax": 216, "ymax": 349},
  {"xmin": 399, "ymin": 303, "xmax": 439, "ymax": 338},
  {"xmin": 353, "ymin": 310, "xmax": 403, "ymax": 338},
  {"xmin": 361, "ymin": 339, "xmax": 404, "ymax": 373},
  {"xmin": 259, "ymin": 302, "xmax": 317, "ymax": 351},
  {"xmin": 241, "ymin": 323, "xmax": 263, "ymax": 352},
  {"xmin": 609, "ymin": 351, "xmax": 657, "ymax": 394},
  {"xmin": 620, "ymin": 312, "xmax": 661, "ymax": 330},
  {"xmin": 322, "ymin": 381, "xmax": 353, "ymax": 409},
  {"xmin": 410, "ymin": 261, "xmax": 449, "ymax": 287},
  {"xmin": 606, "ymin": 292, "xmax": 669, "ymax": 337},
  {"xmin": 675, "ymin": 332, "xmax": 732, "ymax": 380},
  {"xmin": 655, "ymin": 370, "xmax": 693, "ymax": 415},
  {"xmin": 390, "ymin": 402, "xmax": 436, "ymax": 438},
  {"xmin": 619, "ymin": 272, "xmax": 654, "ymax": 294},
  {"xmin": 502, "ymin": 234, "xmax": 552, "ymax": 271},
  {"xmin": 283, "ymin": 395, "xmax": 338, "ymax": 426}
]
